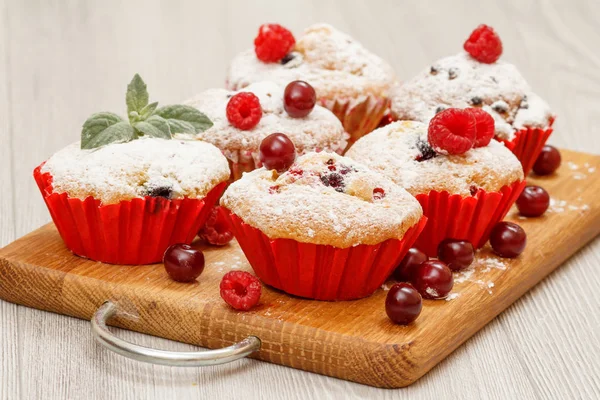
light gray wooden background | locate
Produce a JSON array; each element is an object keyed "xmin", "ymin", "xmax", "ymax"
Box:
[{"xmin": 1, "ymin": 0, "xmax": 599, "ymax": 399}]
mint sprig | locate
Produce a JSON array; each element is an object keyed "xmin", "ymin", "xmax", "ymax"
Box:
[{"xmin": 81, "ymin": 74, "xmax": 213, "ymax": 150}]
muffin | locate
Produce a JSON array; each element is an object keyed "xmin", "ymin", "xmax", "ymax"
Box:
[
  {"xmin": 346, "ymin": 119, "xmax": 525, "ymax": 256},
  {"xmin": 35, "ymin": 139, "xmax": 229, "ymax": 264},
  {"xmin": 181, "ymin": 81, "xmax": 347, "ymax": 180},
  {"xmin": 389, "ymin": 25, "xmax": 554, "ymax": 174},
  {"xmin": 220, "ymin": 151, "xmax": 426, "ymax": 301},
  {"xmin": 227, "ymin": 23, "xmax": 396, "ymax": 148},
  {"xmin": 34, "ymin": 74, "xmax": 230, "ymax": 264}
]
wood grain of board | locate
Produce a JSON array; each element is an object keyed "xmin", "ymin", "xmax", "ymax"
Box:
[{"xmin": 1, "ymin": 149, "xmax": 598, "ymax": 388}]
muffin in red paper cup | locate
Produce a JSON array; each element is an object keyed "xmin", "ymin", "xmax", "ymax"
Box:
[
  {"xmin": 389, "ymin": 25, "xmax": 554, "ymax": 175},
  {"xmin": 220, "ymin": 152, "xmax": 425, "ymax": 301},
  {"xmin": 181, "ymin": 81, "xmax": 347, "ymax": 181},
  {"xmin": 346, "ymin": 118, "xmax": 525, "ymax": 256},
  {"xmin": 34, "ymin": 74, "xmax": 230, "ymax": 265},
  {"xmin": 226, "ymin": 23, "xmax": 396, "ymax": 149}
]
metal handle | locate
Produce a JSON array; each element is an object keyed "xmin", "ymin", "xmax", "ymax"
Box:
[{"xmin": 91, "ymin": 301, "xmax": 261, "ymax": 366}]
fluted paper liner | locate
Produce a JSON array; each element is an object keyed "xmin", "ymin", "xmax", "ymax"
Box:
[
  {"xmin": 414, "ymin": 180, "xmax": 526, "ymax": 256},
  {"xmin": 498, "ymin": 118, "xmax": 555, "ymax": 175},
  {"xmin": 321, "ymin": 95, "xmax": 390, "ymax": 152},
  {"xmin": 34, "ymin": 164, "xmax": 226, "ymax": 265},
  {"xmin": 225, "ymin": 211, "xmax": 427, "ymax": 301}
]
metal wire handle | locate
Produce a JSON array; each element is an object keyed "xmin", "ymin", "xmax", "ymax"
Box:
[{"xmin": 91, "ymin": 301, "xmax": 261, "ymax": 366}]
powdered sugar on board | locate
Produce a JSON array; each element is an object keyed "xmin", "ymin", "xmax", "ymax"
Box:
[
  {"xmin": 451, "ymin": 252, "xmax": 509, "ymax": 295},
  {"xmin": 381, "ymin": 251, "xmax": 508, "ymax": 299},
  {"xmin": 563, "ymin": 161, "xmax": 598, "ymax": 181}
]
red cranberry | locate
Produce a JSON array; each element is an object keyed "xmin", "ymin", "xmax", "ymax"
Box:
[
  {"xmin": 163, "ymin": 244, "xmax": 205, "ymax": 282},
  {"xmin": 411, "ymin": 260, "xmax": 454, "ymax": 299},
  {"xmin": 393, "ymin": 248, "xmax": 428, "ymax": 281},
  {"xmin": 533, "ymin": 145, "xmax": 561, "ymax": 176},
  {"xmin": 259, "ymin": 133, "xmax": 296, "ymax": 172},
  {"xmin": 385, "ymin": 283, "xmax": 422, "ymax": 325},
  {"xmin": 489, "ymin": 222, "xmax": 526, "ymax": 258},
  {"xmin": 437, "ymin": 239, "xmax": 474, "ymax": 271},
  {"xmin": 373, "ymin": 187, "xmax": 386, "ymax": 200},
  {"xmin": 283, "ymin": 80, "xmax": 316, "ymax": 118},
  {"xmin": 516, "ymin": 186, "xmax": 550, "ymax": 217}
]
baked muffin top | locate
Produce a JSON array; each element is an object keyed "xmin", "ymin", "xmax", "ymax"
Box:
[
  {"xmin": 42, "ymin": 138, "xmax": 230, "ymax": 204},
  {"xmin": 345, "ymin": 120, "xmax": 524, "ymax": 196},
  {"xmin": 220, "ymin": 151, "xmax": 423, "ymax": 248},
  {"xmin": 227, "ymin": 24, "xmax": 396, "ymax": 100},
  {"xmin": 180, "ymin": 82, "xmax": 347, "ymax": 163},
  {"xmin": 390, "ymin": 52, "xmax": 553, "ymax": 141}
]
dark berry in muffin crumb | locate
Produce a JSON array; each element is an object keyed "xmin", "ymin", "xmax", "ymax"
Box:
[
  {"xmin": 435, "ymin": 105, "xmax": 447, "ymax": 114},
  {"xmin": 146, "ymin": 186, "xmax": 173, "ymax": 199},
  {"xmin": 415, "ymin": 139, "xmax": 437, "ymax": 162},
  {"xmin": 430, "ymin": 66, "xmax": 439, "ymax": 75},
  {"xmin": 470, "ymin": 96, "xmax": 483, "ymax": 106},
  {"xmin": 448, "ymin": 68, "xmax": 458, "ymax": 80},
  {"xmin": 321, "ymin": 172, "xmax": 345, "ymax": 192},
  {"xmin": 280, "ymin": 53, "xmax": 295, "ymax": 65}
]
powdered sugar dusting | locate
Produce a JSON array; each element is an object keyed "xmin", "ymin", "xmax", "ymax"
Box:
[
  {"xmin": 446, "ymin": 293, "xmax": 461, "ymax": 301},
  {"xmin": 221, "ymin": 151, "xmax": 423, "ymax": 248},
  {"xmin": 227, "ymin": 24, "xmax": 396, "ymax": 99},
  {"xmin": 42, "ymin": 138, "xmax": 230, "ymax": 204},
  {"xmin": 453, "ymin": 252, "xmax": 509, "ymax": 295},
  {"xmin": 548, "ymin": 198, "xmax": 590, "ymax": 214},
  {"xmin": 346, "ymin": 120, "xmax": 523, "ymax": 196},
  {"xmin": 181, "ymin": 82, "xmax": 347, "ymax": 163},
  {"xmin": 390, "ymin": 52, "xmax": 552, "ymax": 141}
]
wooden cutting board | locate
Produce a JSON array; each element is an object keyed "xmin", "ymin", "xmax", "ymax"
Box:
[{"xmin": 1, "ymin": 149, "xmax": 598, "ymax": 388}]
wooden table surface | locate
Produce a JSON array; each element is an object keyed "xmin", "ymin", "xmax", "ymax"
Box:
[{"xmin": 1, "ymin": 0, "xmax": 599, "ymax": 399}]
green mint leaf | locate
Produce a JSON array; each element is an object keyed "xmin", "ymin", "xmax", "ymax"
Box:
[
  {"xmin": 126, "ymin": 74, "xmax": 149, "ymax": 119},
  {"xmin": 154, "ymin": 105, "xmax": 213, "ymax": 134},
  {"xmin": 140, "ymin": 101, "xmax": 159, "ymax": 120},
  {"xmin": 134, "ymin": 116, "xmax": 171, "ymax": 139},
  {"xmin": 81, "ymin": 112, "xmax": 135, "ymax": 149}
]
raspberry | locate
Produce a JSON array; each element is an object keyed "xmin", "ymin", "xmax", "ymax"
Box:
[
  {"xmin": 254, "ymin": 23, "xmax": 295, "ymax": 63},
  {"xmin": 226, "ymin": 92, "xmax": 262, "ymax": 130},
  {"xmin": 220, "ymin": 271, "xmax": 262, "ymax": 311},
  {"xmin": 463, "ymin": 24, "xmax": 503, "ymax": 64},
  {"xmin": 198, "ymin": 206, "xmax": 234, "ymax": 246},
  {"xmin": 468, "ymin": 108, "xmax": 495, "ymax": 147},
  {"xmin": 428, "ymin": 108, "xmax": 476, "ymax": 155}
]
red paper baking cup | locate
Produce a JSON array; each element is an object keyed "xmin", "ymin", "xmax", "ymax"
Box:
[
  {"xmin": 498, "ymin": 117, "xmax": 555, "ymax": 175},
  {"xmin": 414, "ymin": 180, "xmax": 525, "ymax": 257},
  {"xmin": 33, "ymin": 164, "xmax": 227, "ymax": 265},
  {"xmin": 225, "ymin": 211, "xmax": 427, "ymax": 301},
  {"xmin": 320, "ymin": 95, "xmax": 390, "ymax": 152}
]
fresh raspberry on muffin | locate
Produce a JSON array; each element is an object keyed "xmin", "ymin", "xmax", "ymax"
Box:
[
  {"xmin": 463, "ymin": 24, "xmax": 503, "ymax": 64},
  {"xmin": 254, "ymin": 23, "xmax": 296, "ymax": 63}
]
